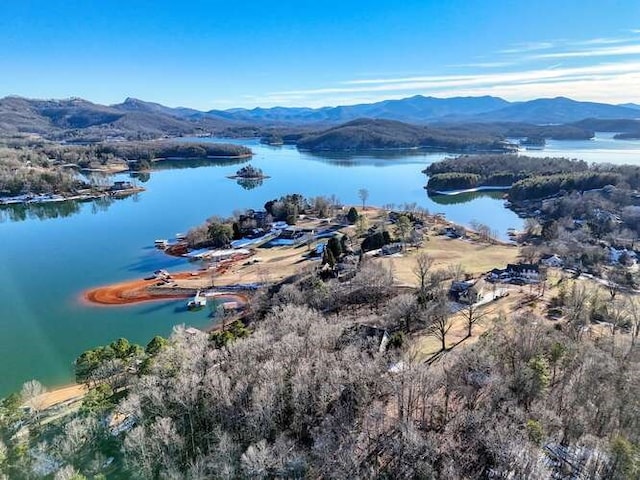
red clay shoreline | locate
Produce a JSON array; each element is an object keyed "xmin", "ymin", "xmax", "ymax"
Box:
[{"xmin": 82, "ymin": 272, "xmax": 249, "ymax": 308}]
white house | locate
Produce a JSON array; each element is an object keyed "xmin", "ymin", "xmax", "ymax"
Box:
[
  {"xmin": 608, "ymin": 247, "xmax": 638, "ymax": 265},
  {"xmin": 541, "ymin": 254, "xmax": 564, "ymax": 268}
]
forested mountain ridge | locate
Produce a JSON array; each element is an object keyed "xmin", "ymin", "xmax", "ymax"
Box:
[
  {"xmin": 2, "ymin": 95, "xmax": 639, "ymax": 141},
  {"xmin": 295, "ymin": 118, "xmax": 512, "ymax": 152},
  {"xmin": 467, "ymin": 97, "xmax": 640, "ymax": 124},
  {"xmin": 206, "ymin": 95, "xmax": 640, "ymax": 125},
  {"xmin": 0, "ymin": 96, "xmax": 240, "ymax": 140}
]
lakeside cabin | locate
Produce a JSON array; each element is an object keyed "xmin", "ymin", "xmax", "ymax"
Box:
[{"xmin": 109, "ymin": 181, "xmax": 133, "ymax": 192}]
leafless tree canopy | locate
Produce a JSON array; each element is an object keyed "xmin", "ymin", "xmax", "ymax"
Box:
[{"xmin": 2, "ymin": 270, "xmax": 640, "ymax": 479}]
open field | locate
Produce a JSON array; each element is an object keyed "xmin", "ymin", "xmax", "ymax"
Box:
[
  {"xmin": 382, "ymin": 236, "xmax": 520, "ymax": 287},
  {"xmin": 410, "ymin": 287, "xmax": 540, "ymax": 359}
]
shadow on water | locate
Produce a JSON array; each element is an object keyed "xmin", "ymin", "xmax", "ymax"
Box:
[
  {"xmin": 125, "ymin": 254, "xmax": 185, "ymax": 274},
  {"xmin": 305, "ymin": 149, "xmax": 444, "ymax": 167},
  {"xmin": 236, "ymin": 177, "xmax": 265, "ymax": 190},
  {"xmin": 150, "ymin": 157, "xmax": 250, "ymax": 170},
  {"xmin": 428, "ymin": 190, "xmax": 507, "ymax": 205},
  {"xmin": 135, "ymin": 299, "xmax": 184, "ymax": 316},
  {"xmin": 0, "ymin": 199, "xmax": 83, "ymax": 223},
  {"xmin": 0, "ymin": 191, "xmax": 130, "ymax": 223}
]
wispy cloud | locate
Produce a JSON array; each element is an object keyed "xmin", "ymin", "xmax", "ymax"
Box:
[
  {"xmin": 570, "ymin": 36, "xmax": 639, "ymax": 46},
  {"xmin": 448, "ymin": 61, "xmax": 517, "ymax": 69},
  {"xmin": 235, "ymin": 34, "xmax": 640, "ymax": 108},
  {"xmin": 248, "ymin": 61, "xmax": 640, "ymax": 108},
  {"xmin": 275, "ymin": 62, "xmax": 640, "ymax": 96},
  {"xmin": 532, "ymin": 43, "xmax": 640, "ymax": 59},
  {"xmin": 499, "ymin": 41, "xmax": 556, "ymax": 54}
]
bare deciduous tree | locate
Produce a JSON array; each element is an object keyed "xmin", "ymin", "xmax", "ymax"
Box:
[
  {"xmin": 357, "ymin": 188, "xmax": 369, "ymax": 211},
  {"xmin": 425, "ymin": 299, "xmax": 453, "ymax": 352},
  {"xmin": 462, "ymin": 301, "xmax": 489, "ymax": 338},
  {"xmin": 413, "ymin": 252, "xmax": 433, "ymax": 293},
  {"xmin": 20, "ymin": 379, "xmax": 46, "ymax": 420}
]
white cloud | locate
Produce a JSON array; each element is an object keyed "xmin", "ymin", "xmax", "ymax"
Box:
[
  {"xmin": 532, "ymin": 43, "xmax": 640, "ymax": 59},
  {"xmin": 447, "ymin": 61, "xmax": 517, "ymax": 69},
  {"xmin": 240, "ymin": 61, "xmax": 640, "ymax": 108},
  {"xmin": 499, "ymin": 41, "xmax": 556, "ymax": 54},
  {"xmin": 569, "ymin": 36, "xmax": 638, "ymax": 46},
  {"xmin": 231, "ymin": 34, "xmax": 640, "ymax": 108},
  {"xmin": 273, "ymin": 62, "xmax": 640, "ymax": 96}
]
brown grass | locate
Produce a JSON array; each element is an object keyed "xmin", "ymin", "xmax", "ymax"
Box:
[{"xmin": 382, "ymin": 235, "xmax": 519, "ymax": 287}]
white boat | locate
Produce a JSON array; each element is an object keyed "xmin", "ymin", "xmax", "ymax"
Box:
[
  {"xmin": 154, "ymin": 239, "xmax": 169, "ymax": 248},
  {"xmin": 187, "ymin": 290, "xmax": 206, "ymax": 310}
]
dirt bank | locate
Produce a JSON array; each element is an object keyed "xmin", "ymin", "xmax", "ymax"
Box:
[{"xmin": 83, "ymin": 272, "xmax": 207, "ymax": 306}]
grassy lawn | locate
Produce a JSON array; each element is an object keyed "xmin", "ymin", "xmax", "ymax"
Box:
[{"xmin": 381, "ymin": 235, "xmax": 520, "ymax": 287}]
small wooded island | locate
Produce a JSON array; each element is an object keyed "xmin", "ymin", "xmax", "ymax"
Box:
[{"xmin": 226, "ymin": 164, "xmax": 269, "ymax": 180}]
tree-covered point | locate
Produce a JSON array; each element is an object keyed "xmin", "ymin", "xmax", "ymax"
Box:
[
  {"xmin": 424, "ymin": 154, "xmax": 640, "ymax": 200},
  {"xmin": 74, "ymin": 338, "xmax": 144, "ymax": 386},
  {"xmin": 425, "ymin": 155, "xmax": 588, "ymax": 193},
  {"xmin": 426, "ymin": 172, "xmax": 484, "ymax": 191},
  {"xmin": 97, "ymin": 141, "xmax": 252, "ymax": 162},
  {"xmin": 296, "ymin": 118, "xmax": 514, "ymax": 152},
  {"xmin": 509, "ymin": 172, "xmax": 623, "ymax": 201},
  {"xmin": 259, "ymin": 133, "xmax": 284, "ymax": 145},
  {"xmin": 185, "ymin": 193, "xmax": 320, "ymax": 248},
  {"xmin": 0, "ymin": 156, "xmax": 85, "ymax": 197},
  {"xmin": 425, "ymin": 154, "xmax": 588, "ymax": 178}
]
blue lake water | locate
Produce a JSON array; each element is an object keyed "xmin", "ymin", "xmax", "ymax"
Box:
[{"xmin": 0, "ymin": 135, "xmax": 638, "ymax": 397}]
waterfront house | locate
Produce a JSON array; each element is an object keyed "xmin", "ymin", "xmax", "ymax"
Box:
[
  {"xmin": 506, "ymin": 263, "xmax": 540, "ymax": 282},
  {"xmin": 486, "ymin": 264, "xmax": 540, "ymax": 284},
  {"xmin": 381, "ymin": 243, "xmax": 403, "ymax": 255},
  {"xmin": 540, "ymin": 254, "xmax": 564, "ymax": 268},
  {"xmin": 487, "ymin": 268, "xmax": 504, "ymax": 282},
  {"xmin": 449, "ymin": 280, "xmax": 481, "ymax": 304},
  {"xmin": 109, "ymin": 181, "xmax": 133, "ymax": 191}
]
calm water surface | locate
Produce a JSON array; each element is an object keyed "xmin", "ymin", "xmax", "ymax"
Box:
[{"xmin": 0, "ymin": 135, "xmax": 637, "ymax": 396}]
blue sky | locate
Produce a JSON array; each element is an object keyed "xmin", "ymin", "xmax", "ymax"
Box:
[{"xmin": 0, "ymin": 0, "xmax": 639, "ymax": 109}]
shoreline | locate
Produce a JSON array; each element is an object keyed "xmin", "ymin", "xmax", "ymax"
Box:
[
  {"xmin": 82, "ymin": 272, "xmax": 206, "ymax": 306},
  {"xmin": 0, "ymin": 187, "xmax": 145, "ymax": 207},
  {"xmin": 426, "ymin": 185, "xmax": 510, "ymax": 195}
]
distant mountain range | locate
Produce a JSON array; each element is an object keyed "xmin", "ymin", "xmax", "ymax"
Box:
[
  {"xmin": 201, "ymin": 95, "xmax": 640, "ymax": 125},
  {"xmin": 0, "ymin": 96, "xmax": 234, "ymax": 139},
  {"xmin": 1, "ymin": 94, "xmax": 639, "ymax": 140}
]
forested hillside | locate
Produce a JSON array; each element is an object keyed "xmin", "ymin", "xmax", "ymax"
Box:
[
  {"xmin": 296, "ymin": 119, "xmax": 511, "ymax": 152},
  {"xmin": 425, "ymin": 154, "xmax": 640, "ymax": 201},
  {"xmin": 2, "ymin": 254, "xmax": 639, "ymax": 478}
]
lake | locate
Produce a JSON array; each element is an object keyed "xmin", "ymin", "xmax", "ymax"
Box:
[{"xmin": 0, "ymin": 134, "xmax": 637, "ymax": 397}]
